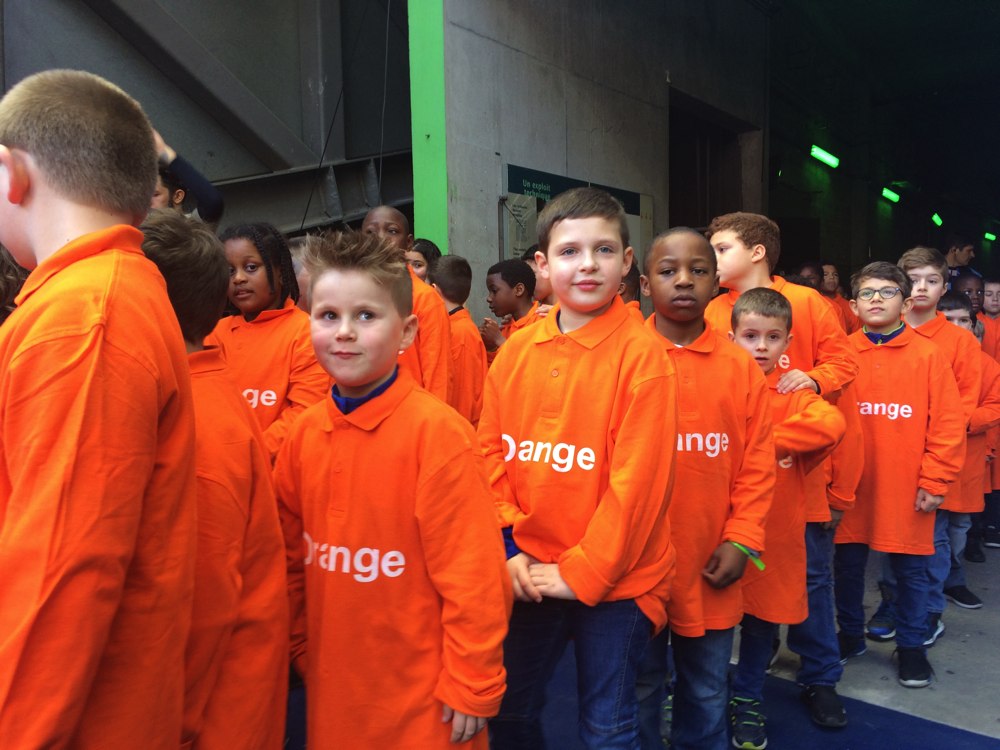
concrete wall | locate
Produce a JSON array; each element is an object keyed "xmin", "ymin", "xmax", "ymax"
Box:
[{"xmin": 441, "ymin": 0, "xmax": 770, "ymax": 320}]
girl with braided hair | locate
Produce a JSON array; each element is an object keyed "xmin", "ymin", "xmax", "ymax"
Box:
[{"xmin": 207, "ymin": 222, "xmax": 329, "ymax": 459}]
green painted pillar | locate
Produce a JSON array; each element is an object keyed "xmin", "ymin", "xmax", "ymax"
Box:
[{"xmin": 408, "ymin": 1, "xmax": 449, "ymax": 253}]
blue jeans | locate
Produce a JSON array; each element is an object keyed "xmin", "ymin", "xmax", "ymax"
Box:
[
  {"xmin": 835, "ymin": 543, "xmax": 930, "ymax": 650},
  {"xmin": 731, "ymin": 614, "xmax": 778, "ymax": 702},
  {"xmin": 491, "ymin": 598, "xmax": 652, "ymax": 750},
  {"xmin": 786, "ymin": 522, "xmax": 843, "ymax": 686},
  {"xmin": 636, "ymin": 628, "xmax": 733, "ymax": 750}
]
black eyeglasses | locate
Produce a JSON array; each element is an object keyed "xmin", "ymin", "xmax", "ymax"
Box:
[{"xmin": 857, "ymin": 287, "xmax": 902, "ymax": 301}]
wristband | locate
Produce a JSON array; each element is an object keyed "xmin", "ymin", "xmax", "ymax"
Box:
[{"xmin": 730, "ymin": 541, "xmax": 765, "ymax": 571}]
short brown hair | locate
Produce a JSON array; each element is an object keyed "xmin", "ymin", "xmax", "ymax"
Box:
[
  {"xmin": 732, "ymin": 287, "xmax": 792, "ymax": 331},
  {"xmin": 852, "ymin": 261, "xmax": 912, "ymax": 300},
  {"xmin": 0, "ymin": 70, "xmax": 157, "ymax": 218},
  {"xmin": 536, "ymin": 187, "xmax": 629, "ymax": 253},
  {"xmin": 427, "ymin": 254, "xmax": 473, "ymax": 304},
  {"xmin": 897, "ymin": 246, "xmax": 948, "ymax": 278},
  {"xmin": 707, "ymin": 212, "xmax": 781, "ymax": 272},
  {"xmin": 304, "ymin": 229, "xmax": 412, "ymax": 316},
  {"xmin": 140, "ymin": 210, "xmax": 229, "ymax": 343}
]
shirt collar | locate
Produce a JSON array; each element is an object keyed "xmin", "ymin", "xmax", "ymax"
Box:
[
  {"xmin": 320, "ymin": 368, "xmax": 417, "ymax": 432},
  {"xmin": 853, "ymin": 324, "xmax": 916, "ymax": 350},
  {"xmin": 644, "ymin": 315, "xmax": 719, "ymax": 353},
  {"xmin": 912, "ymin": 311, "xmax": 947, "ymax": 338},
  {"xmin": 331, "ymin": 367, "xmax": 398, "ymax": 415},
  {"xmin": 187, "ymin": 346, "xmax": 227, "ymax": 375},
  {"xmin": 533, "ymin": 296, "xmax": 631, "ymax": 350}
]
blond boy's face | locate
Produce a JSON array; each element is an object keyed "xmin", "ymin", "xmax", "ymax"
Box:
[
  {"xmin": 849, "ymin": 277, "xmax": 912, "ymax": 334},
  {"xmin": 310, "ymin": 268, "xmax": 417, "ymax": 399},
  {"xmin": 709, "ymin": 229, "xmax": 764, "ymax": 286},
  {"xmin": 984, "ymin": 282, "xmax": 1000, "ymax": 316},
  {"xmin": 536, "ymin": 216, "xmax": 632, "ymax": 331},
  {"xmin": 729, "ymin": 313, "xmax": 791, "ymax": 375},
  {"xmin": 905, "ymin": 265, "xmax": 946, "ymax": 312},
  {"xmin": 942, "ymin": 308, "xmax": 974, "ymax": 332}
]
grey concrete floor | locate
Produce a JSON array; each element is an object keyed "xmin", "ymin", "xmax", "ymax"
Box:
[{"xmin": 763, "ymin": 545, "xmax": 1000, "ymax": 740}]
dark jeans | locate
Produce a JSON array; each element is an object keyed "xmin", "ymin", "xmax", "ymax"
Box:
[
  {"xmin": 491, "ymin": 597, "xmax": 651, "ymax": 750},
  {"xmin": 732, "ymin": 614, "xmax": 778, "ymax": 702}
]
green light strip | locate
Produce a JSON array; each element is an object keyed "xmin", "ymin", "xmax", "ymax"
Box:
[
  {"xmin": 881, "ymin": 187, "xmax": 900, "ymax": 203},
  {"xmin": 810, "ymin": 145, "xmax": 840, "ymax": 169},
  {"xmin": 931, "ymin": 213, "xmax": 943, "ymax": 227},
  {"xmin": 408, "ymin": 1, "xmax": 449, "ymax": 252},
  {"xmin": 986, "ymin": 232, "xmax": 996, "ymax": 242}
]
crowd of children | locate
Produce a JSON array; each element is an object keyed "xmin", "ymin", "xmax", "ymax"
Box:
[{"xmin": 3, "ymin": 69, "xmax": 1000, "ymax": 750}]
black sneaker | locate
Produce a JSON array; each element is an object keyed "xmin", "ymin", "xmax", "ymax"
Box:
[
  {"xmin": 729, "ymin": 697, "xmax": 767, "ymax": 749},
  {"xmin": 837, "ymin": 632, "xmax": 867, "ymax": 664},
  {"xmin": 945, "ymin": 585, "xmax": 984, "ymax": 609},
  {"xmin": 896, "ymin": 647, "xmax": 932, "ymax": 688},
  {"xmin": 964, "ymin": 536, "xmax": 986, "ymax": 563},
  {"xmin": 923, "ymin": 613, "xmax": 945, "ymax": 647},
  {"xmin": 800, "ymin": 685, "xmax": 847, "ymax": 729},
  {"xmin": 983, "ymin": 526, "xmax": 1000, "ymax": 548}
]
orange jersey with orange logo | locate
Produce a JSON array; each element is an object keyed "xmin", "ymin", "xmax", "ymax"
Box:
[
  {"xmin": 274, "ymin": 373, "xmax": 510, "ymax": 749},
  {"xmin": 0, "ymin": 226, "xmax": 196, "ymax": 748},
  {"xmin": 207, "ymin": 298, "xmax": 329, "ymax": 459},
  {"xmin": 835, "ymin": 327, "xmax": 966, "ymax": 554},
  {"xmin": 479, "ymin": 298, "xmax": 677, "ymax": 630},
  {"xmin": 645, "ymin": 317, "xmax": 774, "ymax": 637},
  {"xmin": 398, "ymin": 266, "xmax": 451, "ymax": 401},
  {"xmin": 446, "ymin": 308, "xmax": 488, "ymax": 426},
  {"xmin": 913, "ymin": 311, "xmax": 982, "ymax": 425},
  {"xmin": 183, "ymin": 348, "xmax": 288, "ymax": 750}
]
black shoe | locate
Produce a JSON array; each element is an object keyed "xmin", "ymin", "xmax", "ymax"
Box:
[
  {"xmin": 983, "ymin": 526, "xmax": 1000, "ymax": 548},
  {"xmin": 922, "ymin": 613, "xmax": 945, "ymax": 647},
  {"xmin": 801, "ymin": 685, "xmax": 847, "ymax": 728},
  {"xmin": 896, "ymin": 647, "xmax": 932, "ymax": 688},
  {"xmin": 945, "ymin": 585, "xmax": 983, "ymax": 609},
  {"xmin": 837, "ymin": 632, "xmax": 867, "ymax": 664},
  {"xmin": 964, "ymin": 537, "xmax": 986, "ymax": 563}
]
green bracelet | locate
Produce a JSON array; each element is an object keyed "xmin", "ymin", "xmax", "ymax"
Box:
[{"xmin": 730, "ymin": 541, "xmax": 766, "ymax": 571}]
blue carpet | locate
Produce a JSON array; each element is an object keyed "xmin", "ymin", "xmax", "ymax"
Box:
[{"xmin": 542, "ymin": 647, "xmax": 999, "ymax": 749}]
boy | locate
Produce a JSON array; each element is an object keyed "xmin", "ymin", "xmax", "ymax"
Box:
[
  {"xmin": 834, "ymin": 262, "xmax": 966, "ymax": 688},
  {"xmin": 479, "ymin": 258, "xmax": 541, "ymax": 362},
  {"xmin": 274, "ymin": 230, "xmax": 510, "ymax": 748},
  {"xmin": 480, "ymin": 187, "xmax": 677, "ymax": 748},
  {"xmin": 705, "ymin": 211, "xmax": 858, "ymax": 722},
  {"xmin": 620, "ymin": 262, "xmax": 645, "ymax": 322},
  {"xmin": 141, "ymin": 210, "xmax": 289, "ymax": 749},
  {"xmin": 428, "ymin": 254, "xmax": 488, "ymax": 426},
  {"xmin": 362, "ymin": 205, "xmax": 451, "ymax": 402},
  {"xmin": 637, "ymin": 228, "xmax": 774, "ymax": 750},
  {"xmin": 728, "ymin": 289, "xmax": 845, "ymax": 750},
  {"xmin": 0, "ymin": 70, "xmax": 196, "ymax": 747},
  {"xmin": 523, "ymin": 244, "xmax": 556, "ymax": 306}
]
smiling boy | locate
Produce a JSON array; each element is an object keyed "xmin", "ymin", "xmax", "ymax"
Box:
[
  {"xmin": 273, "ymin": 230, "xmax": 510, "ymax": 748},
  {"xmin": 480, "ymin": 187, "xmax": 677, "ymax": 748}
]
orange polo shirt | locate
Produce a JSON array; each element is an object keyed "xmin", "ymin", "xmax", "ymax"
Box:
[
  {"xmin": 814, "ymin": 383, "xmax": 864, "ymax": 521},
  {"xmin": 706, "ymin": 277, "xmax": 858, "ymax": 397},
  {"xmin": 274, "ymin": 372, "xmax": 510, "ymax": 749},
  {"xmin": 625, "ymin": 299, "xmax": 644, "ymax": 323},
  {"xmin": 479, "ymin": 297, "xmax": 677, "ymax": 630},
  {"xmin": 943, "ymin": 351, "xmax": 1000, "ymax": 513},
  {"xmin": 645, "ymin": 317, "xmax": 774, "ymax": 637},
  {"xmin": 398, "ymin": 266, "xmax": 451, "ymax": 401},
  {"xmin": 829, "ymin": 293, "xmax": 860, "ymax": 333},
  {"xmin": 0, "ymin": 226, "xmax": 196, "ymax": 748},
  {"xmin": 207, "ymin": 298, "xmax": 329, "ymax": 459},
  {"xmin": 980, "ymin": 314, "xmax": 1000, "ymax": 361},
  {"xmin": 743, "ymin": 373, "xmax": 844, "ymax": 625},
  {"xmin": 913, "ymin": 311, "xmax": 982, "ymax": 425},
  {"xmin": 447, "ymin": 307, "xmax": 488, "ymax": 426},
  {"xmin": 487, "ymin": 301, "xmax": 542, "ymax": 365},
  {"xmin": 183, "ymin": 348, "xmax": 288, "ymax": 750},
  {"xmin": 835, "ymin": 327, "xmax": 966, "ymax": 554}
]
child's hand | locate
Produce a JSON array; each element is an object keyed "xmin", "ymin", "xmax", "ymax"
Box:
[
  {"xmin": 702, "ymin": 542, "xmax": 749, "ymax": 589},
  {"xmin": 507, "ymin": 553, "xmax": 542, "ymax": 602},
  {"xmin": 528, "ymin": 563, "xmax": 577, "ymax": 599},
  {"xmin": 442, "ymin": 705, "xmax": 487, "ymax": 744},
  {"xmin": 820, "ymin": 508, "xmax": 844, "ymax": 531},
  {"xmin": 479, "ymin": 318, "xmax": 506, "ymax": 350},
  {"xmin": 776, "ymin": 369, "xmax": 819, "ymax": 394},
  {"xmin": 536, "ymin": 303, "xmax": 554, "ymax": 318},
  {"xmin": 915, "ymin": 488, "xmax": 944, "ymax": 513}
]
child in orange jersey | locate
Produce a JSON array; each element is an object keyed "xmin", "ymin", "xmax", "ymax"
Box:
[
  {"xmin": 620, "ymin": 262, "xmax": 645, "ymax": 322},
  {"xmin": 406, "ymin": 237, "xmax": 442, "ymax": 282},
  {"xmin": 0, "ymin": 70, "xmax": 196, "ymax": 749},
  {"xmin": 362, "ymin": 205, "xmax": 451, "ymax": 400},
  {"xmin": 428, "ymin": 254, "xmax": 488, "ymax": 426},
  {"xmin": 207, "ymin": 223, "xmax": 329, "ymax": 459},
  {"xmin": 274, "ymin": 230, "xmax": 510, "ymax": 749},
  {"xmin": 706, "ymin": 211, "xmax": 858, "ymax": 724},
  {"xmin": 635, "ymin": 228, "xmax": 774, "ymax": 750},
  {"xmin": 480, "ymin": 187, "xmax": 677, "ymax": 749},
  {"xmin": 479, "ymin": 258, "xmax": 541, "ymax": 362},
  {"xmin": 834, "ymin": 262, "xmax": 965, "ymax": 689},
  {"xmin": 821, "ymin": 262, "xmax": 860, "ymax": 333},
  {"xmin": 141, "ymin": 211, "xmax": 289, "ymax": 750},
  {"xmin": 728, "ymin": 290, "xmax": 845, "ymax": 750}
]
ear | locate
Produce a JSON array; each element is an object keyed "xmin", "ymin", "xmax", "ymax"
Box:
[
  {"xmin": 535, "ymin": 249, "xmax": 551, "ymax": 278},
  {"xmin": 900, "ymin": 297, "xmax": 914, "ymax": 316},
  {"xmin": 398, "ymin": 313, "xmax": 419, "ymax": 353},
  {"xmin": 750, "ymin": 243, "xmax": 767, "ymax": 264},
  {"xmin": 727, "ymin": 330, "xmax": 736, "ymax": 342},
  {"xmin": 405, "ymin": 234, "xmax": 415, "ymax": 251},
  {"xmin": 0, "ymin": 146, "xmax": 31, "ymax": 206},
  {"xmin": 171, "ymin": 188, "xmax": 186, "ymax": 207},
  {"xmin": 618, "ymin": 281, "xmax": 627, "ymax": 295},
  {"xmin": 639, "ymin": 274, "xmax": 651, "ymax": 298},
  {"xmin": 513, "ymin": 281, "xmax": 526, "ymax": 298},
  {"xmin": 849, "ymin": 299, "xmax": 859, "ymax": 317},
  {"xmin": 622, "ymin": 246, "xmax": 634, "ymax": 274}
]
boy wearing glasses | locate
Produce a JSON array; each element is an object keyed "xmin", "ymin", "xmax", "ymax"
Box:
[{"xmin": 833, "ymin": 262, "xmax": 965, "ymax": 689}]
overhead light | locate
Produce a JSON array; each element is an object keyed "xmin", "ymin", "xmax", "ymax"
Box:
[
  {"xmin": 986, "ymin": 232, "xmax": 997, "ymax": 241},
  {"xmin": 931, "ymin": 213, "xmax": 943, "ymax": 227},
  {"xmin": 810, "ymin": 145, "xmax": 840, "ymax": 169},
  {"xmin": 881, "ymin": 187, "xmax": 900, "ymax": 203}
]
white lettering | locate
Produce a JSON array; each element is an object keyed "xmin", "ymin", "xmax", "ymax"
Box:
[
  {"xmin": 778, "ymin": 455, "xmax": 794, "ymax": 469},
  {"xmin": 676, "ymin": 432, "xmax": 731, "ymax": 458},
  {"xmin": 858, "ymin": 401, "xmax": 913, "ymax": 420},
  {"xmin": 501, "ymin": 433, "xmax": 598, "ymax": 472},
  {"xmin": 302, "ymin": 533, "xmax": 407, "ymax": 583},
  {"xmin": 502, "ymin": 434, "xmax": 516, "ymax": 462},
  {"xmin": 778, "ymin": 354, "xmax": 791, "ymax": 370},
  {"xmin": 243, "ymin": 388, "xmax": 278, "ymax": 409}
]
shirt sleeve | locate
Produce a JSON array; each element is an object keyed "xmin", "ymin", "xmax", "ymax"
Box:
[
  {"xmin": 805, "ymin": 295, "xmax": 859, "ymax": 396},
  {"xmin": 415, "ymin": 292, "xmax": 452, "ymax": 402},
  {"xmin": 773, "ymin": 392, "xmax": 846, "ymax": 475},
  {"xmin": 272, "ymin": 434, "xmax": 308, "ymax": 677},
  {"xmin": 166, "ymin": 153, "xmax": 225, "ymax": 225},
  {"xmin": 952, "ymin": 330, "xmax": 985, "ymax": 426},
  {"xmin": 970, "ymin": 355, "xmax": 1000, "ymax": 435},
  {"xmin": 825, "ymin": 385, "xmax": 865, "ymax": 511},
  {"xmin": 477, "ymin": 356, "xmax": 522, "ymax": 529},
  {"xmin": 920, "ymin": 350, "xmax": 968, "ymax": 495}
]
